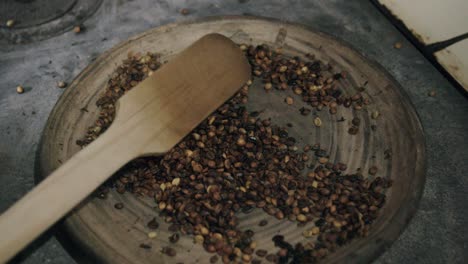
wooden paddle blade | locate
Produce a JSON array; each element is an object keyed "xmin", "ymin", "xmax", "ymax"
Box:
[{"xmin": 112, "ymin": 33, "xmax": 251, "ymax": 155}]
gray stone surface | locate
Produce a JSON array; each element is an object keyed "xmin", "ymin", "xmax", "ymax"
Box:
[{"xmin": 0, "ymin": 0, "xmax": 466, "ymax": 263}]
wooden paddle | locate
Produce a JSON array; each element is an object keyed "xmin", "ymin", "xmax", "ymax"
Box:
[{"xmin": 0, "ymin": 33, "xmax": 251, "ymax": 262}]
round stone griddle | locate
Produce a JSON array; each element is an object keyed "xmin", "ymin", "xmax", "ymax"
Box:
[{"xmin": 35, "ymin": 16, "xmax": 426, "ymax": 264}]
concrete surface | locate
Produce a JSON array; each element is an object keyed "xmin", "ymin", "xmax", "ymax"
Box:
[{"xmin": 0, "ymin": 0, "xmax": 467, "ymax": 263}]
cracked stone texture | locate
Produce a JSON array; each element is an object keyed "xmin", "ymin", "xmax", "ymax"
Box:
[{"xmin": 0, "ymin": 0, "xmax": 467, "ymax": 263}]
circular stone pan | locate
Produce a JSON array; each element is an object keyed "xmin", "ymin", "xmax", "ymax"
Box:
[{"xmin": 36, "ymin": 16, "xmax": 426, "ymax": 264}]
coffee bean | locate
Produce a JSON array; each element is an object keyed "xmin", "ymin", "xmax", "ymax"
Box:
[
  {"xmin": 169, "ymin": 233, "xmax": 180, "ymax": 243},
  {"xmin": 266, "ymin": 254, "xmax": 278, "ymax": 262},
  {"xmin": 348, "ymin": 126, "xmax": 359, "ymax": 135},
  {"xmin": 147, "ymin": 218, "xmax": 159, "ymax": 229},
  {"xmin": 352, "ymin": 117, "xmax": 361, "ymax": 126},
  {"xmin": 369, "ymin": 166, "xmax": 378, "ymax": 175},
  {"xmin": 210, "ymin": 255, "xmax": 219, "ymax": 263},
  {"xmin": 256, "ymin": 249, "xmax": 268, "ymax": 257},
  {"xmin": 162, "ymin": 247, "xmax": 176, "ymax": 257},
  {"xmin": 259, "ymin": 219, "xmax": 268, "ymax": 227},
  {"xmin": 139, "ymin": 243, "xmax": 151, "ymax": 249}
]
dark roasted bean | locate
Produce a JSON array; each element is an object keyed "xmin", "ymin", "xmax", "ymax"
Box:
[
  {"xmin": 169, "ymin": 233, "xmax": 180, "ymax": 243},
  {"xmin": 258, "ymin": 219, "xmax": 268, "ymax": 227},
  {"xmin": 139, "ymin": 243, "xmax": 151, "ymax": 249},
  {"xmin": 147, "ymin": 218, "xmax": 159, "ymax": 230},
  {"xmin": 256, "ymin": 249, "xmax": 268, "ymax": 257},
  {"xmin": 266, "ymin": 254, "xmax": 278, "ymax": 263},
  {"xmin": 348, "ymin": 126, "xmax": 359, "ymax": 135},
  {"xmin": 210, "ymin": 255, "xmax": 219, "ymax": 263},
  {"xmin": 162, "ymin": 247, "xmax": 176, "ymax": 257},
  {"xmin": 352, "ymin": 117, "xmax": 361, "ymax": 126}
]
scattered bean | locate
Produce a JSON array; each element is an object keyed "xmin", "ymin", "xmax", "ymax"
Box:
[
  {"xmin": 162, "ymin": 246, "xmax": 176, "ymax": 257},
  {"xmin": 169, "ymin": 233, "xmax": 180, "ymax": 243},
  {"xmin": 147, "ymin": 218, "xmax": 159, "ymax": 229},
  {"xmin": 73, "ymin": 25, "xmax": 82, "ymax": 33},
  {"xmin": 369, "ymin": 166, "xmax": 378, "ymax": 175},
  {"xmin": 16, "ymin": 86, "xmax": 24, "ymax": 94},
  {"xmin": 147, "ymin": 231, "xmax": 157, "ymax": 239},
  {"xmin": 6, "ymin": 19, "xmax": 15, "ymax": 27},
  {"xmin": 180, "ymin": 8, "xmax": 189, "ymax": 15},
  {"xmin": 57, "ymin": 81, "xmax": 67, "ymax": 88},
  {"xmin": 314, "ymin": 117, "xmax": 322, "ymax": 127}
]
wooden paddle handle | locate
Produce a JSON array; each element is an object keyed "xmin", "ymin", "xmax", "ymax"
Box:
[{"xmin": 0, "ymin": 128, "xmax": 137, "ymax": 262}]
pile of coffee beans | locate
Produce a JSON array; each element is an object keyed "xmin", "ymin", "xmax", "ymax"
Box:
[{"xmin": 78, "ymin": 44, "xmax": 391, "ymax": 263}]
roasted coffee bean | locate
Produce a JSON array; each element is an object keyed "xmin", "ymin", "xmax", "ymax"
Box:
[
  {"xmin": 258, "ymin": 219, "xmax": 268, "ymax": 227},
  {"xmin": 352, "ymin": 117, "xmax": 361, "ymax": 126},
  {"xmin": 162, "ymin": 247, "xmax": 176, "ymax": 257},
  {"xmin": 139, "ymin": 243, "xmax": 151, "ymax": 249},
  {"xmin": 348, "ymin": 126, "xmax": 359, "ymax": 135},
  {"xmin": 147, "ymin": 218, "xmax": 159, "ymax": 230},
  {"xmin": 256, "ymin": 249, "xmax": 268, "ymax": 257},
  {"xmin": 210, "ymin": 255, "xmax": 219, "ymax": 263},
  {"xmin": 169, "ymin": 233, "xmax": 180, "ymax": 243},
  {"xmin": 266, "ymin": 254, "xmax": 278, "ymax": 263}
]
